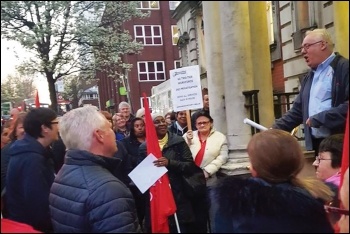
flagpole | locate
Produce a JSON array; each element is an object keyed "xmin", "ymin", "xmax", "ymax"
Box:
[{"xmin": 173, "ymin": 212, "xmax": 181, "ymax": 233}]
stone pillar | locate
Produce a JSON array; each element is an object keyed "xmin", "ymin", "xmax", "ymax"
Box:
[
  {"xmin": 333, "ymin": 1, "xmax": 349, "ymax": 59},
  {"xmin": 219, "ymin": 1, "xmax": 253, "ymax": 175},
  {"xmin": 202, "ymin": 2, "xmax": 227, "ymax": 134},
  {"xmin": 248, "ymin": 2, "xmax": 275, "ymax": 127}
]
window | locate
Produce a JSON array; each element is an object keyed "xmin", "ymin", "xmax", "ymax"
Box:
[
  {"xmin": 140, "ymin": 97, "xmax": 152, "ymax": 108},
  {"xmin": 138, "ymin": 61, "xmax": 166, "ymax": 81},
  {"xmin": 171, "ymin": 25, "xmax": 179, "ymax": 45},
  {"xmin": 291, "ymin": 1, "xmax": 317, "ymax": 50},
  {"xmin": 136, "ymin": 1, "xmax": 159, "ymax": 10},
  {"xmin": 134, "ymin": 25, "xmax": 162, "ymax": 45},
  {"xmin": 169, "ymin": 1, "xmax": 181, "ymax": 10},
  {"xmin": 174, "ymin": 60, "xmax": 181, "ymax": 69},
  {"xmin": 83, "ymin": 94, "xmax": 98, "ymax": 100}
]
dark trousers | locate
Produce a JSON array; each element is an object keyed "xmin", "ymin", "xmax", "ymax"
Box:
[{"xmin": 311, "ymin": 136, "xmax": 325, "ymax": 157}]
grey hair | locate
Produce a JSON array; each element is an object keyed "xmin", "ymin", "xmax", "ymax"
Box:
[
  {"xmin": 59, "ymin": 106, "xmax": 106, "ymax": 151},
  {"xmin": 305, "ymin": 28, "xmax": 334, "ymax": 51},
  {"xmin": 118, "ymin": 101, "xmax": 130, "ymax": 110}
]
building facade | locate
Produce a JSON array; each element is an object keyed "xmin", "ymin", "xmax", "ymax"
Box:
[
  {"xmin": 96, "ymin": 1, "xmax": 181, "ymax": 113},
  {"xmin": 171, "ymin": 1, "xmax": 348, "ymax": 175}
]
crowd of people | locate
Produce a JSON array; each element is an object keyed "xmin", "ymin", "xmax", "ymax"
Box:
[{"xmin": 0, "ymin": 27, "xmax": 349, "ymax": 233}]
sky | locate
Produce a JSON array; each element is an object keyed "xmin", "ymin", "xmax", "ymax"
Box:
[{"xmin": 1, "ymin": 38, "xmax": 51, "ymax": 104}]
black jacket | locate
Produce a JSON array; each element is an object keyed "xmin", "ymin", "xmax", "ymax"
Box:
[
  {"xmin": 138, "ymin": 132, "xmax": 198, "ymax": 231},
  {"xmin": 168, "ymin": 122, "xmax": 188, "ymax": 136},
  {"xmin": 213, "ymin": 176, "xmax": 334, "ymax": 233},
  {"xmin": 5, "ymin": 135, "xmax": 55, "ymax": 232}
]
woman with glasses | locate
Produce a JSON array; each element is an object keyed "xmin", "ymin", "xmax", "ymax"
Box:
[
  {"xmin": 138, "ymin": 113, "xmax": 202, "ymax": 233},
  {"xmin": 212, "ymin": 129, "xmax": 334, "ymax": 233},
  {"xmin": 183, "ymin": 111, "xmax": 228, "ymax": 233},
  {"xmin": 312, "ymin": 134, "xmax": 344, "ymax": 227},
  {"xmin": 312, "ymin": 134, "xmax": 344, "ymax": 187}
]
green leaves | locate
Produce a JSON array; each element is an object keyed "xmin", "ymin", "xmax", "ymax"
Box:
[{"xmin": 1, "ymin": 1, "xmax": 149, "ymax": 111}]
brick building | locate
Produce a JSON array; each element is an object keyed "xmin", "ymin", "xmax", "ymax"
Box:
[{"xmin": 96, "ymin": 1, "xmax": 181, "ymax": 113}]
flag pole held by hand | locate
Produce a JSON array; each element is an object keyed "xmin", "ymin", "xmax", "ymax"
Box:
[{"xmin": 186, "ymin": 110, "xmax": 192, "ymax": 144}]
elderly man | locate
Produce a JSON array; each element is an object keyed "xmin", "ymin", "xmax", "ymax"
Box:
[
  {"xmin": 272, "ymin": 28, "xmax": 349, "ymax": 156},
  {"xmin": 118, "ymin": 101, "xmax": 135, "ymax": 130},
  {"xmin": 49, "ymin": 106, "xmax": 139, "ymax": 233}
]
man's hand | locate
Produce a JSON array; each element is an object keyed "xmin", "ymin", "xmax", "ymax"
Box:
[{"xmin": 306, "ymin": 118, "xmax": 312, "ymax": 127}]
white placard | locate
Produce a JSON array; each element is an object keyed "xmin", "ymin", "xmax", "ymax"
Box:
[
  {"xmin": 170, "ymin": 65, "xmax": 203, "ymax": 112},
  {"xmin": 128, "ymin": 153, "xmax": 168, "ymax": 194}
]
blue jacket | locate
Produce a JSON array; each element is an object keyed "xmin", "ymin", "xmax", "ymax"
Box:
[
  {"xmin": 273, "ymin": 53, "xmax": 349, "ymax": 150},
  {"xmin": 49, "ymin": 149, "xmax": 140, "ymax": 233},
  {"xmin": 212, "ymin": 176, "xmax": 334, "ymax": 233},
  {"xmin": 5, "ymin": 134, "xmax": 55, "ymax": 232}
]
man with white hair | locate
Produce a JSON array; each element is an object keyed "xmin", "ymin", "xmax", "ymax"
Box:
[
  {"xmin": 118, "ymin": 101, "xmax": 135, "ymax": 130},
  {"xmin": 49, "ymin": 106, "xmax": 140, "ymax": 233},
  {"xmin": 273, "ymin": 28, "xmax": 349, "ymax": 157}
]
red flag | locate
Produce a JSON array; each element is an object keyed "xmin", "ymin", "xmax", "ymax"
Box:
[
  {"xmin": 142, "ymin": 93, "xmax": 177, "ymax": 233},
  {"xmin": 1, "ymin": 219, "xmax": 41, "ymax": 233},
  {"xmin": 35, "ymin": 90, "xmax": 40, "ymax": 108},
  {"xmin": 340, "ymin": 107, "xmax": 349, "ymax": 188}
]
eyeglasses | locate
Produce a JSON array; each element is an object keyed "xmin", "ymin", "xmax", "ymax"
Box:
[
  {"xmin": 51, "ymin": 121, "xmax": 59, "ymax": 125},
  {"xmin": 315, "ymin": 155, "xmax": 332, "ymax": 164},
  {"xmin": 301, "ymin": 41, "xmax": 323, "ymax": 51},
  {"xmin": 324, "ymin": 205, "xmax": 349, "ymax": 216},
  {"xmin": 196, "ymin": 121, "xmax": 210, "ymax": 126}
]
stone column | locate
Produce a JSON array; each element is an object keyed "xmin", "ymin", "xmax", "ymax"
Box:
[
  {"xmin": 219, "ymin": 1, "xmax": 253, "ymax": 175},
  {"xmin": 202, "ymin": 1, "xmax": 227, "ymax": 134},
  {"xmin": 248, "ymin": 2, "xmax": 275, "ymax": 127},
  {"xmin": 333, "ymin": 1, "xmax": 349, "ymax": 59}
]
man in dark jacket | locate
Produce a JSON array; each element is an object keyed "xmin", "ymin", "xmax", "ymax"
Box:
[
  {"xmin": 5, "ymin": 108, "xmax": 59, "ymax": 232},
  {"xmin": 49, "ymin": 106, "xmax": 140, "ymax": 233},
  {"xmin": 168, "ymin": 110, "xmax": 189, "ymax": 136},
  {"xmin": 273, "ymin": 28, "xmax": 349, "ymax": 156}
]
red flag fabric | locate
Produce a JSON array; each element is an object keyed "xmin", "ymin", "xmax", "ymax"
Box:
[
  {"xmin": 340, "ymin": 107, "xmax": 349, "ymax": 188},
  {"xmin": 142, "ymin": 94, "xmax": 177, "ymax": 233},
  {"xmin": 1, "ymin": 219, "xmax": 41, "ymax": 233},
  {"xmin": 35, "ymin": 90, "xmax": 40, "ymax": 108}
]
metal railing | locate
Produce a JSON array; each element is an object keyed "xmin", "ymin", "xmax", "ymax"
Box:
[{"xmin": 243, "ymin": 90, "xmax": 304, "ymax": 140}]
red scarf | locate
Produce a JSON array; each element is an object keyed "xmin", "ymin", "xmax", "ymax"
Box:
[{"xmin": 194, "ymin": 134, "xmax": 207, "ymax": 167}]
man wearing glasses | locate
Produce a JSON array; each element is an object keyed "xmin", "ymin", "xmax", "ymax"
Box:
[
  {"xmin": 272, "ymin": 28, "xmax": 349, "ymax": 157},
  {"xmin": 5, "ymin": 108, "xmax": 59, "ymax": 232}
]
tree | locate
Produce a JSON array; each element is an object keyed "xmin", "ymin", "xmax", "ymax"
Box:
[
  {"xmin": 1, "ymin": 73, "xmax": 36, "ymax": 105},
  {"xmin": 61, "ymin": 75, "xmax": 91, "ymax": 109},
  {"xmin": 1, "ymin": 1, "xmax": 149, "ymax": 112}
]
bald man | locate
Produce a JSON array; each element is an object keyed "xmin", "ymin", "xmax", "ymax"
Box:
[
  {"xmin": 10, "ymin": 108, "xmax": 20, "ymax": 121},
  {"xmin": 339, "ymin": 168, "xmax": 349, "ymax": 233}
]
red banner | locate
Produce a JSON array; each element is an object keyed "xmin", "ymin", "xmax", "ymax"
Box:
[{"xmin": 142, "ymin": 94, "xmax": 176, "ymax": 233}]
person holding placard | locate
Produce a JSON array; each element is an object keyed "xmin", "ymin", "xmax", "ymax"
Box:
[
  {"xmin": 168, "ymin": 110, "xmax": 189, "ymax": 136},
  {"xmin": 184, "ymin": 111, "xmax": 228, "ymax": 232}
]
